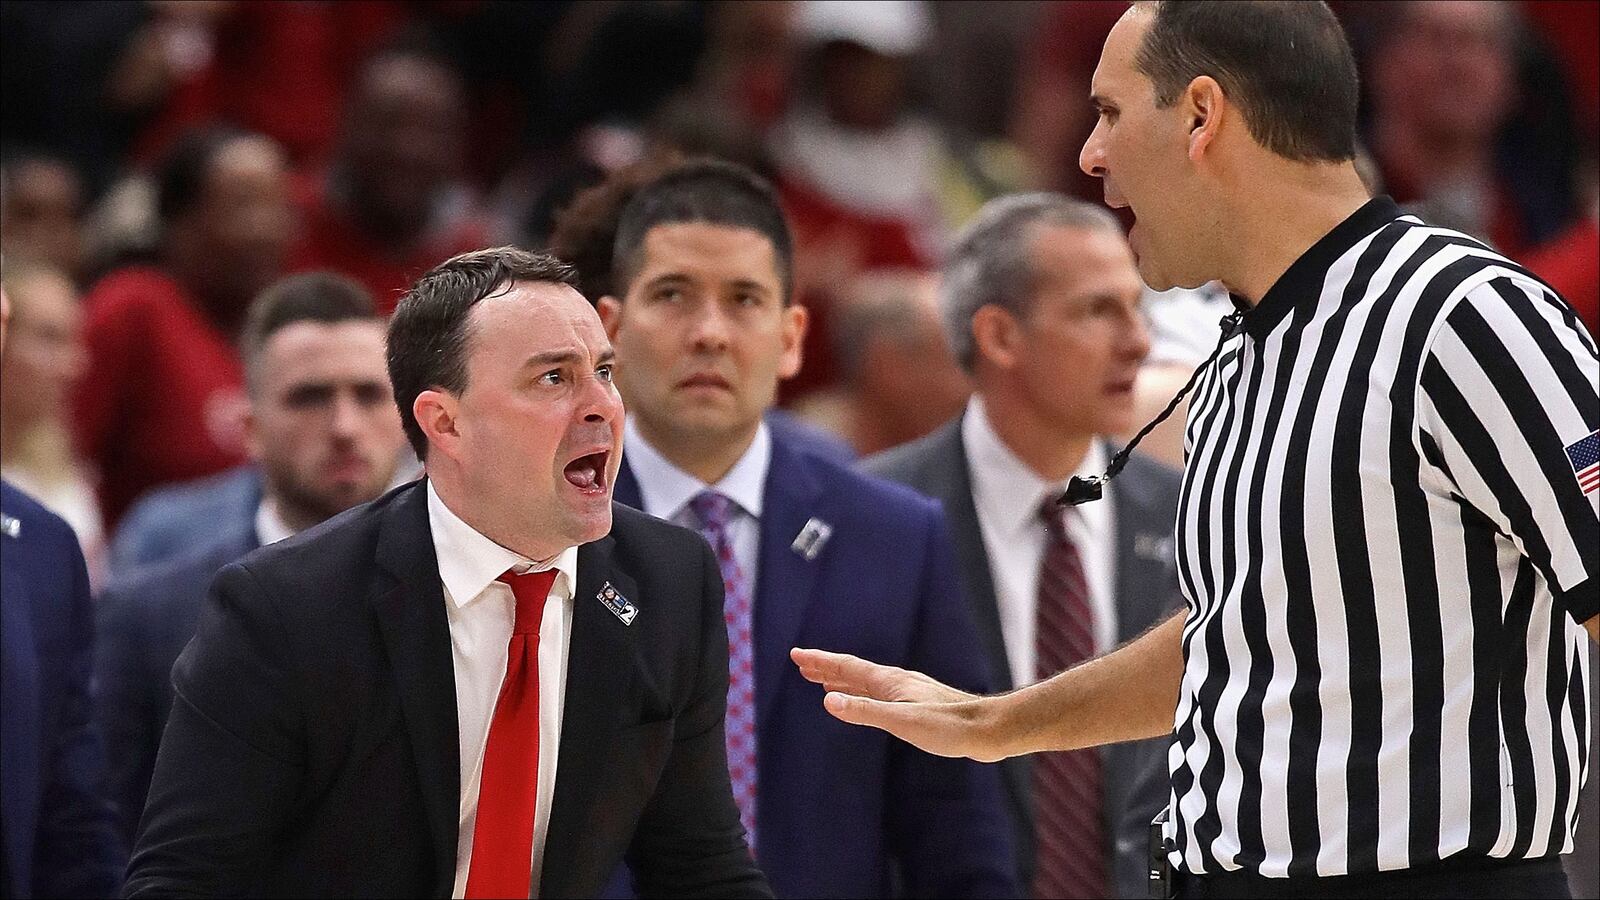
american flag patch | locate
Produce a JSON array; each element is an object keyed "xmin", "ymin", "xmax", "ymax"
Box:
[{"xmin": 1568, "ymin": 430, "xmax": 1600, "ymax": 495}]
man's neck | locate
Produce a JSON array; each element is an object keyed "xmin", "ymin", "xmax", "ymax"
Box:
[
  {"xmin": 260, "ymin": 492, "xmax": 319, "ymax": 536},
  {"xmin": 1217, "ymin": 162, "xmax": 1372, "ymax": 305},
  {"xmin": 977, "ymin": 388, "xmax": 1092, "ymax": 483},
  {"xmin": 633, "ymin": 418, "xmax": 759, "ymax": 487}
]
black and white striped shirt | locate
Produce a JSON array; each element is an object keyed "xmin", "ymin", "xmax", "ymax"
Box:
[{"xmin": 1166, "ymin": 196, "xmax": 1600, "ymax": 878}]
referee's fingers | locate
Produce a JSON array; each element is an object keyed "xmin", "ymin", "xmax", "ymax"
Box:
[
  {"xmin": 821, "ymin": 691, "xmax": 978, "ymax": 760},
  {"xmin": 791, "ymin": 647, "xmax": 904, "ymax": 698}
]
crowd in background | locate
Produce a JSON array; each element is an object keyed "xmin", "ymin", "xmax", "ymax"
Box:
[{"xmin": 1, "ymin": 0, "xmax": 1596, "ymax": 897}]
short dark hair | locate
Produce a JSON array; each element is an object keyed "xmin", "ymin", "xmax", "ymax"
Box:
[
  {"xmin": 611, "ymin": 158, "xmax": 794, "ymax": 302},
  {"xmin": 1133, "ymin": 0, "xmax": 1359, "ymax": 162},
  {"xmin": 386, "ymin": 247, "xmax": 579, "ymax": 460},
  {"xmin": 548, "ymin": 153, "xmax": 683, "ymax": 302},
  {"xmin": 156, "ymin": 126, "xmax": 255, "ymax": 225},
  {"xmin": 240, "ymin": 272, "xmax": 379, "ymax": 394}
]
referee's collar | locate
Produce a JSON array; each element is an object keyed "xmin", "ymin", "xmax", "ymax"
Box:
[{"xmin": 1238, "ymin": 195, "xmax": 1402, "ymax": 341}]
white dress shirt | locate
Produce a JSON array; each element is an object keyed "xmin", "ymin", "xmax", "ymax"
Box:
[
  {"xmin": 427, "ymin": 481, "xmax": 578, "ymax": 900},
  {"xmin": 622, "ymin": 417, "xmax": 770, "ymax": 581},
  {"xmin": 961, "ymin": 396, "xmax": 1118, "ymax": 688},
  {"xmin": 253, "ymin": 497, "xmax": 297, "ymax": 547}
]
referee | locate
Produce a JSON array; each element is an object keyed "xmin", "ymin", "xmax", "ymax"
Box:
[{"xmin": 793, "ymin": 2, "xmax": 1599, "ymax": 898}]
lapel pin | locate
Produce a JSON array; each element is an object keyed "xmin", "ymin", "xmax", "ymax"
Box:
[
  {"xmin": 791, "ymin": 517, "xmax": 833, "ymax": 561},
  {"xmin": 598, "ymin": 582, "xmax": 638, "ymax": 625},
  {"xmin": 0, "ymin": 513, "xmax": 19, "ymax": 539}
]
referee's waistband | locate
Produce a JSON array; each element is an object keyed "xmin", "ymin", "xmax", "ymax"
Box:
[{"xmin": 1174, "ymin": 853, "xmax": 1565, "ymax": 899}]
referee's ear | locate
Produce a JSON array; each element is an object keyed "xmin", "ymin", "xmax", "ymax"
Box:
[{"xmin": 1182, "ymin": 75, "xmax": 1226, "ymax": 162}]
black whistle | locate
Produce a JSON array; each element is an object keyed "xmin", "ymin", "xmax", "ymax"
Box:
[{"xmin": 1060, "ymin": 475, "xmax": 1105, "ymax": 506}]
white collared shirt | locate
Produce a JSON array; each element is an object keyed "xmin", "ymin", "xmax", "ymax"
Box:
[
  {"xmin": 960, "ymin": 396, "xmax": 1118, "ymax": 687},
  {"xmin": 622, "ymin": 417, "xmax": 770, "ymax": 583},
  {"xmin": 253, "ymin": 497, "xmax": 297, "ymax": 547},
  {"xmin": 427, "ymin": 481, "xmax": 578, "ymax": 900}
]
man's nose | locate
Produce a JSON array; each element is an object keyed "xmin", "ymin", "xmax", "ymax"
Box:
[{"xmin": 1080, "ymin": 120, "xmax": 1108, "ymax": 179}]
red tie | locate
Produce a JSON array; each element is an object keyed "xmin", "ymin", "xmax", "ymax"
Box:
[{"xmin": 465, "ymin": 568, "xmax": 557, "ymax": 900}]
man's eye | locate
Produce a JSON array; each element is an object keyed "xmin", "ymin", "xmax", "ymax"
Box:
[
  {"xmin": 538, "ymin": 371, "xmax": 563, "ymax": 386},
  {"xmin": 596, "ymin": 364, "xmax": 615, "ymax": 383}
]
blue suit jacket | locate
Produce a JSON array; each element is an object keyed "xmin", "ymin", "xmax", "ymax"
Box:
[
  {"xmin": 93, "ymin": 526, "xmax": 259, "ymax": 845},
  {"xmin": 107, "ymin": 467, "xmax": 260, "ymax": 577},
  {"xmin": 615, "ymin": 435, "xmax": 1017, "ymax": 898},
  {"xmin": 1, "ymin": 480, "xmax": 124, "ymax": 898}
]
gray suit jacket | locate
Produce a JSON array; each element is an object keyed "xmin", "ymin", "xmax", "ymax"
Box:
[{"xmin": 864, "ymin": 416, "xmax": 1182, "ymax": 899}]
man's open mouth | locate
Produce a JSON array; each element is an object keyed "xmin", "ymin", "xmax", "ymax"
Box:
[{"xmin": 563, "ymin": 450, "xmax": 610, "ymax": 494}]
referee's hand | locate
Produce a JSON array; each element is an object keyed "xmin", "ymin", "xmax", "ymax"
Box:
[{"xmin": 790, "ymin": 647, "xmax": 1004, "ymax": 762}]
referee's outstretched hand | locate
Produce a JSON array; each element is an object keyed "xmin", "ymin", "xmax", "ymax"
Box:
[{"xmin": 790, "ymin": 647, "xmax": 1005, "ymax": 763}]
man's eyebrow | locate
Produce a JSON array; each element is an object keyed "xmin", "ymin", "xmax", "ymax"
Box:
[
  {"xmin": 1090, "ymin": 93, "xmax": 1113, "ymax": 109},
  {"xmin": 524, "ymin": 349, "xmax": 581, "ymax": 367}
]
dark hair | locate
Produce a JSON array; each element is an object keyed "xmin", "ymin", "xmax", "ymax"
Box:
[
  {"xmin": 240, "ymin": 272, "xmax": 379, "ymax": 394},
  {"xmin": 156, "ymin": 126, "xmax": 256, "ymax": 225},
  {"xmin": 386, "ymin": 247, "xmax": 579, "ymax": 460},
  {"xmin": 611, "ymin": 158, "xmax": 794, "ymax": 302},
  {"xmin": 547, "ymin": 153, "xmax": 683, "ymax": 301},
  {"xmin": 1133, "ymin": 0, "xmax": 1359, "ymax": 162}
]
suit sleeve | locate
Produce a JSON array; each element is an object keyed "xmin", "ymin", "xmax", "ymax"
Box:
[
  {"xmin": 93, "ymin": 583, "xmax": 160, "ymax": 849},
  {"xmin": 34, "ymin": 523, "xmax": 126, "ymax": 899},
  {"xmin": 885, "ymin": 507, "xmax": 1019, "ymax": 898},
  {"xmin": 625, "ymin": 539, "xmax": 773, "ymax": 900},
  {"xmin": 123, "ymin": 562, "xmax": 305, "ymax": 898}
]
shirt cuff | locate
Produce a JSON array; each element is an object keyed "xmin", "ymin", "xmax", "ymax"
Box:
[{"xmin": 1558, "ymin": 575, "xmax": 1599, "ymax": 625}]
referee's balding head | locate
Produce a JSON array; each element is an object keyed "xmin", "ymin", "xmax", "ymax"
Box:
[{"xmin": 1080, "ymin": 1, "xmax": 1372, "ymax": 300}]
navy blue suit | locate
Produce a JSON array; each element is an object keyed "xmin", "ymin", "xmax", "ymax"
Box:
[
  {"xmin": 1, "ymin": 480, "xmax": 123, "ymax": 898},
  {"xmin": 615, "ymin": 435, "xmax": 1017, "ymax": 898},
  {"xmin": 107, "ymin": 467, "xmax": 260, "ymax": 576},
  {"xmin": 93, "ymin": 526, "xmax": 258, "ymax": 845}
]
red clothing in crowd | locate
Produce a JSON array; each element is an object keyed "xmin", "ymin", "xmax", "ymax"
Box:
[
  {"xmin": 1525, "ymin": 217, "xmax": 1600, "ymax": 340},
  {"xmin": 73, "ymin": 267, "xmax": 250, "ymax": 528},
  {"xmin": 289, "ymin": 178, "xmax": 491, "ymax": 314}
]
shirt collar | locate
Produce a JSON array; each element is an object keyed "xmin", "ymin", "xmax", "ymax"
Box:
[
  {"xmin": 425, "ymin": 479, "xmax": 578, "ymax": 609},
  {"xmin": 961, "ymin": 395, "xmax": 1109, "ymax": 541},
  {"xmin": 623, "ymin": 418, "xmax": 770, "ymax": 521},
  {"xmin": 1243, "ymin": 194, "xmax": 1404, "ymax": 341},
  {"xmin": 254, "ymin": 497, "xmax": 297, "ymax": 547}
]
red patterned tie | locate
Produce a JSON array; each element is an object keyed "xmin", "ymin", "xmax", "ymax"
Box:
[
  {"xmin": 1033, "ymin": 502, "xmax": 1106, "ymax": 899},
  {"xmin": 464, "ymin": 567, "xmax": 557, "ymax": 900}
]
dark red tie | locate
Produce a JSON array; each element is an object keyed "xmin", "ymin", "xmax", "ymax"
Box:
[
  {"xmin": 1033, "ymin": 502, "xmax": 1106, "ymax": 899},
  {"xmin": 464, "ymin": 568, "xmax": 556, "ymax": 900}
]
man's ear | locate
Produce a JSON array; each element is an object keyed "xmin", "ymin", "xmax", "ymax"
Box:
[
  {"xmin": 777, "ymin": 302, "xmax": 810, "ymax": 381},
  {"xmin": 1183, "ymin": 75, "xmax": 1226, "ymax": 161},
  {"xmin": 412, "ymin": 389, "xmax": 462, "ymax": 463},
  {"xmin": 971, "ymin": 304, "xmax": 1022, "ymax": 371},
  {"xmin": 597, "ymin": 296, "xmax": 623, "ymax": 340}
]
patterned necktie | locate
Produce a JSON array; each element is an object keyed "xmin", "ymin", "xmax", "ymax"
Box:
[
  {"xmin": 690, "ymin": 490, "xmax": 759, "ymax": 852},
  {"xmin": 1033, "ymin": 501, "xmax": 1106, "ymax": 899},
  {"xmin": 464, "ymin": 567, "xmax": 557, "ymax": 900}
]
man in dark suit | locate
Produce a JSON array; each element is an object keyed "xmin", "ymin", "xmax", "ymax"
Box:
[
  {"xmin": 2, "ymin": 272, "xmax": 123, "ymax": 900},
  {"xmin": 597, "ymin": 160, "xmax": 1015, "ymax": 898},
  {"xmin": 124, "ymin": 249, "xmax": 771, "ymax": 898},
  {"xmin": 94, "ymin": 272, "xmax": 407, "ymax": 844},
  {"xmin": 864, "ymin": 194, "xmax": 1182, "ymax": 899}
]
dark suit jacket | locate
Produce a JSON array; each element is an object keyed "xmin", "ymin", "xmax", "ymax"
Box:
[
  {"xmin": 123, "ymin": 480, "xmax": 771, "ymax": 898},
  {"xmin": 94, "ymin": 525, "xmax": 259, "ymax": 846},
  {"xmin": 864, "ymin": 418, "xmax": 1183, "ymax": 899},
  {"xmin": 615, "ymin": 435, "xmax": 1017, "ymax": 898},
  {"xmin": 1, "ymin": 480, "xmax": 124, "ymax": 898}
]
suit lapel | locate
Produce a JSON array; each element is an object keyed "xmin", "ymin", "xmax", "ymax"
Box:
[
  {"xmin": 1109, "ymin": 452, "xmax": 1177, "ymax": 644},
  {"xmin": 613, "ymin": 456, "xmax": 643, "ymax": 511},
  {"xmin": 753, "ymin": 438, "xmax": 824, "ymax": 731},
  {"xmin": 541, "ymin": 531, "xmax": 640, "ymax": 899},
  {"xmin": 371, "ymin": 484, "xmax": 460, "ymax": 898},
  {"xmin": 935, "ymin": 419, "xmax": 1015, "ymax": 693}
]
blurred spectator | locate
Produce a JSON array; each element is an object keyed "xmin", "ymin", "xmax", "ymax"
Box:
[
  {"xmin": 94, "ymin": 270, "xmax": 405, "ymax": 846},
  {"xmin": 792, "ymin": 269, "xmax": 970, "ymax": 455},
  {"xmin": 1525, "ymin": 140, "xmax": 1600, "ymax": 338},
  {"xmin": 1008, "ymin": 1, "xmax": 1128, "ymax": 202},
  {"xmin": 1, "ymin": 152, "xmax": 87, "ymax": 282},
  {"xmin": 288, "ymin": 41, "xmax": 490, "ymax": 312},
  {"xmin": 0, "ymin": 261, "xmax": 104, "ymax": 583},
  {"xmin": 131, "ymin": 1, "xmax": 417, "ymax": 171},
  {"xmin": 0, "ymin": 283, "xmax": 126, "ymax": 900},
  {"xmin": 770, "ymin": 0, "xmax": 1024, "ymax": 401},
  {"xmin": 1366, "ymin": 0, "xmax": 1556, "ymax": 255},
  {"xmin": 73, "ymin": 128, "xmax": 292, "ymax": 529},
  {"xmin": 107, "ymin": 465, "xmax": 259, "ymax": 577}
]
